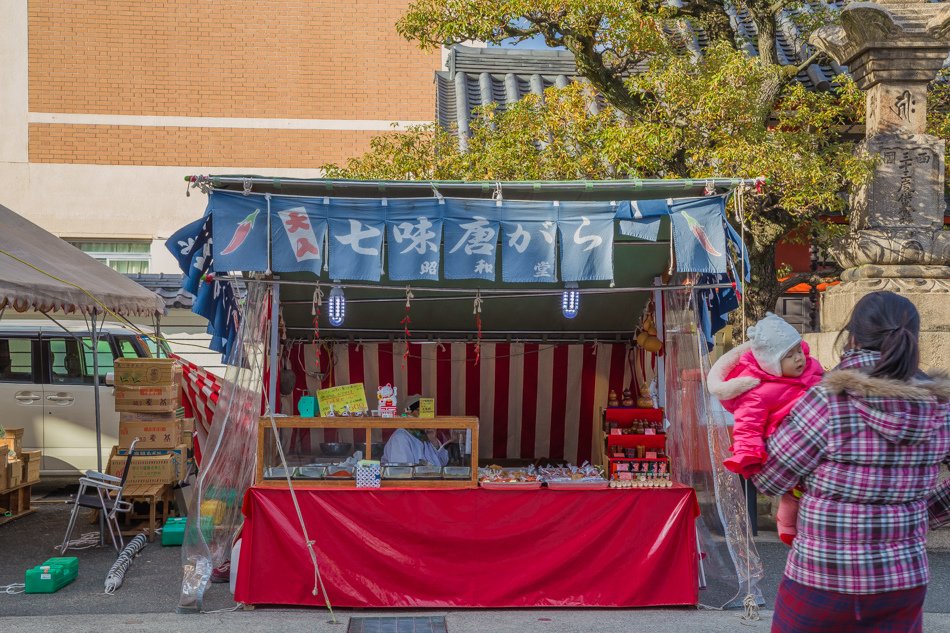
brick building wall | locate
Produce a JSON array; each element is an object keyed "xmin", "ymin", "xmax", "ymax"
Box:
[{"xmin": 26, "ymin": 0, "xmax": 440, "ymax": 168}]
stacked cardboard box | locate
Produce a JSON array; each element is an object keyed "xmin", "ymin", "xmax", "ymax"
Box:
[
  {"xmin": 0, "ymin": 446, "xmax": 8, "ymax": 490},
  {"xmin": 20, "ymin": 450, "xmax": 41, "ymax": 484},
  {"xmin": 110, "ymin": 358, "xmax": 192, "ymax": 486},
  {"xmin": 0, "ymin": 427, "xmax": 24, "ymax": 456},
  {"xmin": 1, "ymin": 429, "xmax": 27, "ymax": 490}
]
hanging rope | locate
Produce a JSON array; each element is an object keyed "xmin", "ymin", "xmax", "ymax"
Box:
[
  {"xmin": 473, "ymin": 290, "xmax": 483, "ymax": 365},
  {"xmin": 311, "ymin": 283, "xmax": 324, "ymax": 341},
  {"xmin": 400, "ymin": 287, "xmax": 414, "ymax": 367},
  {"xmin": 264, "ymin": 407, "xmax": 335, "ymax": 622}
]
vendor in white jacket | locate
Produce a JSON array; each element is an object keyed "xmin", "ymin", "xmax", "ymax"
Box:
[{"xmin": 381, "ymin": 395, "xmax": 450, "ymax": 466}]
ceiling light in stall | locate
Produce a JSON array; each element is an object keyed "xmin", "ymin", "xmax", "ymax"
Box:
[
  {"xmin": 328, "ymin": 285, "xmax": 346, "ymax": 327},
  {"xmin": 561, "ymin": 283, "xmax": 580, "ymax": 319}
]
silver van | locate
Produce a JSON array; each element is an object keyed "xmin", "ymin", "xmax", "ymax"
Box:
[{"xmin": 0, "ymin": 320, "xmax": 166, "ymax": 475}]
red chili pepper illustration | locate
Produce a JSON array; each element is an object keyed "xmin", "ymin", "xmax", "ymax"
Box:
[
  {"xmin": 681, "ymin": 211, "xmax": 722, "ymax": 257},
  {"xmin": 220, "ymin": 209, "xmax": 260, "ymax": 255}
]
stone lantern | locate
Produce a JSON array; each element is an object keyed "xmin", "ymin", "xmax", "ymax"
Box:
[{"xmin": 808, "ymin": 0, "xmax": 950, "ymax": 369}]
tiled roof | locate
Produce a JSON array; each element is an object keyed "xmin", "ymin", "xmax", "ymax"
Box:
[
  {"xmin": 126, "ymin": 273, "xmax": 194, "ymax": 309},
  {"xmin": 436, "ymin": 5, "xmax": 851, "ymax": 143}
]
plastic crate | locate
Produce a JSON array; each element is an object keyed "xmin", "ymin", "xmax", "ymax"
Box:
[
  {"xmin": 161, "ymin": 516, "xmax": 213, "ymax": 546},
  {"xmin": 24, "ymin": 557, "xmax": 78, "ymax": 593}
]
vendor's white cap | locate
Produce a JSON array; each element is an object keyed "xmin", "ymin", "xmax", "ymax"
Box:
[{"xmin": 747, "ymin": 312, "xmax": 801, "ymax": 377}]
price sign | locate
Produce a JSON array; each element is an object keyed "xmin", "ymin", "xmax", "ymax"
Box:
[
  {"xmin": 317, "ymin": 383, "xmax": 369, "ymax": 416},
  {"xmin": 419, "ymin": 398, "xmax": 435, "ymax": 419}
]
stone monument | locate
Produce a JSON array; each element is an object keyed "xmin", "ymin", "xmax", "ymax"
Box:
[{"xmin": 807, "ymin": 0, "xmax": 950, "ymax": 370}]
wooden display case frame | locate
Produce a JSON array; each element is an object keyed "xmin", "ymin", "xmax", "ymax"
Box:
[{"xmin": 256, "ymin": 416, "xmax": 479, "ymax": 489}]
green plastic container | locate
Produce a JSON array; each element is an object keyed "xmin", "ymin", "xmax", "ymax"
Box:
[
  {"xmin": 24, "ymin": 557, "xmax": 78, "ymax": 593},
  {"xmin": 161, "ymin": 516, "xmax": 213, "ymax": 546}
]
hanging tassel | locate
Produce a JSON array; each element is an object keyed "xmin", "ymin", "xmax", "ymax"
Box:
[
  {"xmin": 400, "ymin": 286, "xmax": 414, "ymax": 367},
  {"xmin": 473, "ymin": 290, "xmax": 483, "ymax": 366}
]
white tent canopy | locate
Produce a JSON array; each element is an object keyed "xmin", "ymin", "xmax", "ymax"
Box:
[{"xmin": 0, "ymin": 203, "xmax": 164, "ymax": 317}]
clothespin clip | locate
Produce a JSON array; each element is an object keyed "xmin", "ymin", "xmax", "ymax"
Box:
[
  {"xmin": 493, "ymin": 182, "xmax": 503, "ymax": 207},
  {"xmin": 754, "ymin": 176, "xmax": 766, "ymax": 194},
  {"xmin": 704, "ymin": 180, "xmax": 716, "ymax": 196},
  {"xmin": 323, "ymin": 196, "xmax": 330, "ymax": 205},
  {"xmin": 381, "ymin": 197, "xmax": 388, "ymax": 207},
  {"xmin": 431, "ymin": 183, "xmax": 445, "ymax": 205},
  {"xmin": 242, "ymin": 178, "xmax": 252, "ymax": 196},
  {"xmin": 405, "ymin": 286, "xmax": 414, "ymax": 309}
]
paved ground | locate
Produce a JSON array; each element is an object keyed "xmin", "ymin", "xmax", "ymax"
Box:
[{"xmin": 1, "ymin": 479, "xmax": 949, "ymax": 632}]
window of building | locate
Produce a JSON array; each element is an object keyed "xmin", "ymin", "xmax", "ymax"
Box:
[{"xmin": 67, "ymin": 240, "xmax": 151, "ymax": 274}]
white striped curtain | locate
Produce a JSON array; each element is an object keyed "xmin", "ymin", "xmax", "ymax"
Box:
[{"xmin": 284, "ymin": 342, "xmax": 653, "ymax": 465}]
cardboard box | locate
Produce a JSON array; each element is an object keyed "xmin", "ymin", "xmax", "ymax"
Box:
[
  {"xmin": 109, "ymin": 453, "xmax": 177, "ymax": 485},
  {"xmin": 119, "ymin": 418, "xmax": 184, "ymax": 449},
  {"xmin": 0, "ymin": 445, "xmax": 8, "ymax": 472},
  {"xmin": 113, "ymin": 358, "xmax": 181, "ymax": 386},
  {"xmin": 20, "ymin": 450, "xmax": 41, "ymax": 483},
  {"xmin": 119, "ymin": 411, "xmax": 178, "ymax": 424},
  {"xmin": 6, "ymin": 459, "xmax": 23, "ymax": 488},
  {"xmin": 180, "ymin": 417, "xmax": 195, "ymax": 433},
  {"xmin": 114, "ymin": 385, "xmax": 179, "ymax": 413},
  {"xmin": 0, "ymin": 460, "xmax": 8, "ymax": 491},
  {"xmin": 0, "ymin": 427, "xmax": 24, "ymax": 456},
  {"xmin": 115, "ymin": 443, "xmax": 190, "ymax": 482}
]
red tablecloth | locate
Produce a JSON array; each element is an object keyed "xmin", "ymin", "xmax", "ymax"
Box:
[{"xmin": 235, "ymin": 485, "xmax": 699, "ymax": 608}]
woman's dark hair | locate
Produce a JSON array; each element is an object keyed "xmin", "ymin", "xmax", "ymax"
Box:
[{"xmin": 842, "ymin": 291, "xmax": 920, "ymax": 381}]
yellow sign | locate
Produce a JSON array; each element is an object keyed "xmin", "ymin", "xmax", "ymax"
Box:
[
  {"xmin": 317, "ymin": 383, "xmax": 368, "ymax": 416},
  {"xmin": 418, "ymin": 398, "xmax": 435, "ymax": 419}
]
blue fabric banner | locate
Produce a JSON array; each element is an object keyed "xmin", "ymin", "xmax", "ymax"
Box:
[
  {"xmin": 327, "ymin": 198, "xmax": 386, "ymax": 282},
  {"xmin": 443, "ymin": 200, "xmax": 501, "ymax": 281},
  {"xmin": 669, "ymin": 196, "xmax": 728, "ymax": 275},
  {"xmin": 557, "ymin": 202, "xmax": 615, "ymax": 282},
  {"xmin": 270, "ymin": 197, "xmax": 328, "ymax": 275},
  {"xmin": 211, "ymin": 192, "xmax": 269, "ymax": 273},
  {"xmin": 385, "ymin": 199, "xmax": 444, "ymax": 281},
  {"xmin": 499, "ymin": 202, "xmax": 559, "ymax": 283}
]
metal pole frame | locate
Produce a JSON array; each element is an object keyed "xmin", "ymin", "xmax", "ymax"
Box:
[{"xmin": 267, "ymin": 279, "xmax": 280, "ymax": 414}]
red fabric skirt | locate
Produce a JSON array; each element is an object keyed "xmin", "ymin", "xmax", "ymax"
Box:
[{"xmin": 772, "ymin": 576, "xmax": 926, "ymax": 633}]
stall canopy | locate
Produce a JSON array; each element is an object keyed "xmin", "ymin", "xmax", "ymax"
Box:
[
  {"xmin": 170, "ymin": 176, "xmax": 752, "ymax": 353},
  {"xmin": 0, "ymin": 203, "xmax": 164, "ymax": 317}
]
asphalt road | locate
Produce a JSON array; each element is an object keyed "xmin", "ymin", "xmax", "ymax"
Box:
[{"xmin": 1, "ymin": 481, "xmax": 949, "ymax": 632}]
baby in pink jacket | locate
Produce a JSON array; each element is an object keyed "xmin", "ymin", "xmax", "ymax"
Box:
[{"xmin": 708, "ymin": 313, "xmax": 823, "ymax": 545}]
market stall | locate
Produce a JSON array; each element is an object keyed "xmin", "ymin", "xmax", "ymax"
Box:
[{"xmin": 170, "ymin": 177, "xmax": 763, "ymax": 613}]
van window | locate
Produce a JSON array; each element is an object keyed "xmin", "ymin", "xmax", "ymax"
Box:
[
  {"xmin": 0, "ymin": 337, "xmax": 35, "ymax": 382},
  {"xmin": 116, "ymin": 337, "xmax": 141, "ymax": 359},
  {"xmin": 47, "ymin": 337, "xmax": 113, "ymax": 384},
  {"xmin": 48, "ymin": 338, "xmax": 86, "ymax": 385}
]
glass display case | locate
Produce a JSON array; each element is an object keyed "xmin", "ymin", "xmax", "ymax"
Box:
[{"xmin": 256, "ymin": 416, "xmax": 479, "ymax": 488}]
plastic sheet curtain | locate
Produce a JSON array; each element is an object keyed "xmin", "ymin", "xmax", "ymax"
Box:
[
  {"xmin": 663, "ymin": 280, "xmax": 764, "ymax": 607},
  {"xmin": 178, "ymin": 279, "xmax": 272, "ymax": 612}
]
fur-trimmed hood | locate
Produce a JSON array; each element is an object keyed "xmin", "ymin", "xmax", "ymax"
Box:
[
  {"xmin": 707, "ymin": 342, "xmax": 761, "ymax": 401},
  {"xmin": 822, "ymin": 367, "xmax": 950, "ymax": 446},
  {"xmin": 707, "ymin": 341, "xmax": 822, "ymax": 402}
]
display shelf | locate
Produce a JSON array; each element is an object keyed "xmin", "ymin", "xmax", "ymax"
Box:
[
  {"xmin": 605, "ymin": 433, "xmax": 666, "ymax": 450},
  {"xmin": 604, "ymin": 407, "xmax": 663, "ymax": 427},
  {"xmin": 257, "ymin": 416, "xmax": 479, "ymax": 489}
]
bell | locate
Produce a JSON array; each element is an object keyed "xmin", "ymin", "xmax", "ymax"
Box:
[
  {"xmin": 621, "ymin": 389, "xmax": 634, "ymax": 407},
  {"xmin": 607, "ymin": 389, "xmax": 619, "ymax": 407}
]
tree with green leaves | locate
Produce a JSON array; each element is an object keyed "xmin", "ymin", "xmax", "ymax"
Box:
[{"xmin": 326, "ymin": 1, "xmax": 949, "ymax": 321}]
